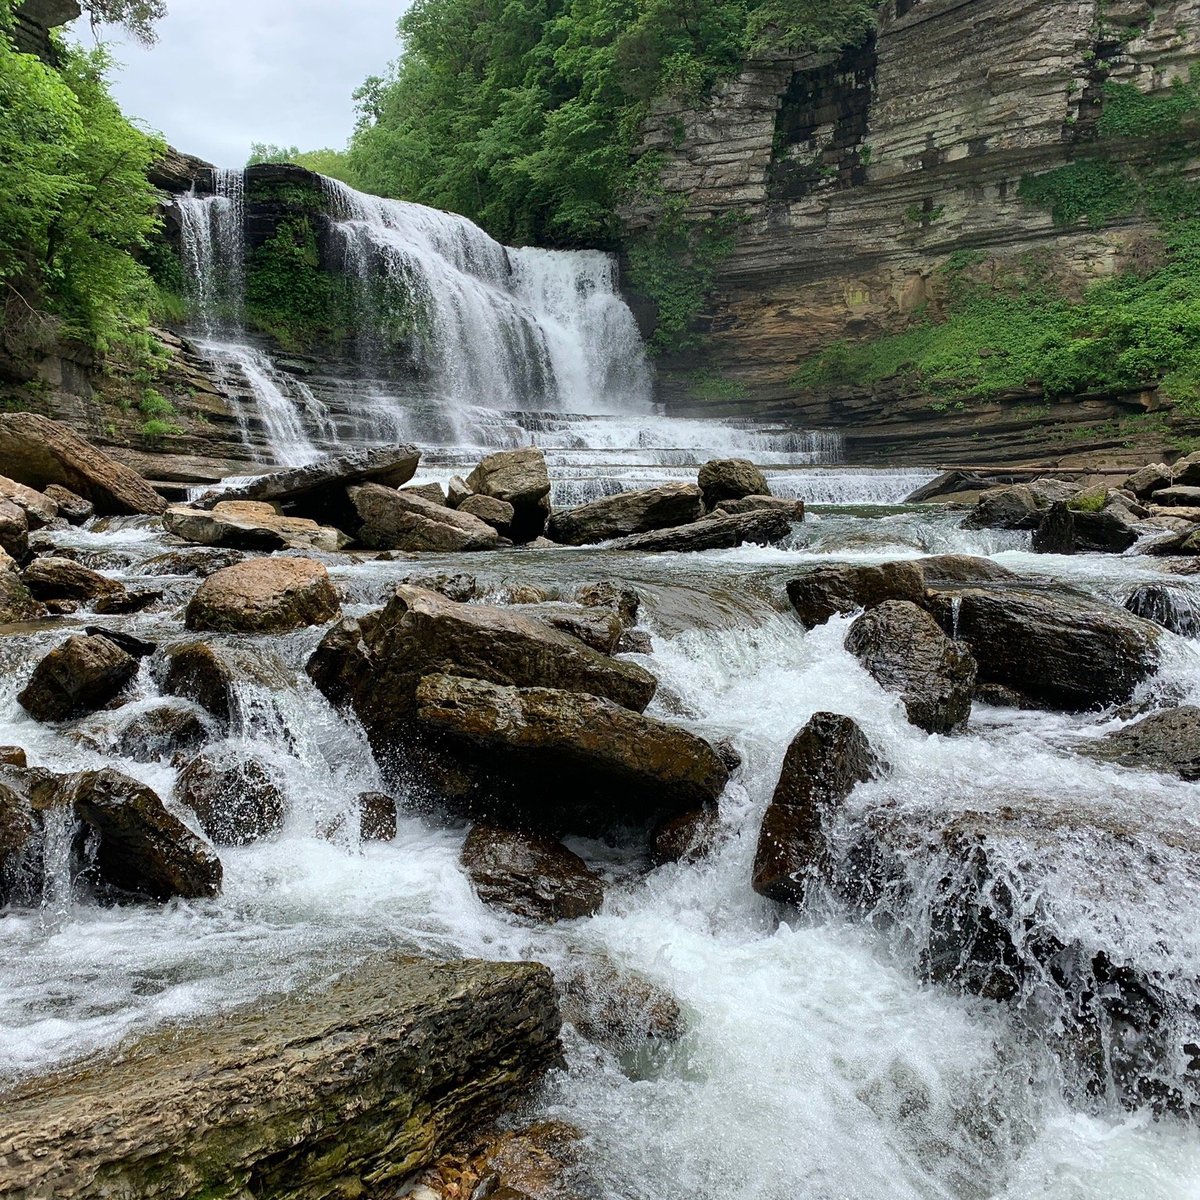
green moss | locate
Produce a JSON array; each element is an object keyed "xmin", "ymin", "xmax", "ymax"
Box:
[
  {"xmin": 1097, "ymin": 67, "xmax": 1200, "ymax": 139},
  {"xmin": 1016, "ymin": 160, "xmax": 1140, "ymax": 228}
]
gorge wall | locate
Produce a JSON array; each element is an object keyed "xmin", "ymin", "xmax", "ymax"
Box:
[{"xmin": 626, "ymin": 0, "xmax": 1200, "ymax": 464}]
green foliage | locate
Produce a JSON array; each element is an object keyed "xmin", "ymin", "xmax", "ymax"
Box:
[
  {"xmin": 0, "ymin": 17, "xmax": 165, "ymax": 349},
  {"xmin": 81, "ymin": 0, "xmax": 167, "ymax": 44},
  {"xmin": 137, "ymin": 387, "xmax": 173, "ymax": 418},
  {"xmin": 139, "ymin": 416, "xmax": 181, "ymax": 440},
  {"xmin": 745, "ymin": 0, "xmax": 878, "ymax": 55},
  {"xmin": 247, "ymin": 142, "xmax": 360, "ymax": 185},
  {"xmin": 1097, "ymin": 67, "xmax": 1200, "ymax": 139},
  {"xmin": 1016, "ymin": 159, "xmax": 1139, "ymax": 227}
]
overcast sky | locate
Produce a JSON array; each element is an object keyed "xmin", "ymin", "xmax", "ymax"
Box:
[{"xmin": 72, "ymin": 0, "xmax": 405, "ymax": 167}]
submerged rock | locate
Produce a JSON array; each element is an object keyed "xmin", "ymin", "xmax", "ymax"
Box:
[
  {"xmin": 0, "ymin": 955, "xmax": 561, "ymax": 1200},
  {"xmin": 1123, "ymin": 584, "xmax": 1198, "ymax": 636},
  {"xmin": 575, "ymin": 580, "xmax": 639, "ymax": 626},
  {"xmin": 1084, "ymin": 706, "xmax": 1200, "ymax": 781},
  {"xmin": 697, "ymin": 458, "xmax": 770, "ymax": 507},
  {"xmin": 547, "ymin": 483, "xmax": 703, "ymax": 546},
  {"xmin": 357, "ymin": 791, "xmax": 397, "ymax": 841},
  {"xmin": 786, "ymin": 561, "xmax": 925, "ymax": 629},
  {"xmin": 915, "ymin": 555, "xmax": 1017, "ymax": 585},
  {"xmin": 461, "ymin": 824, "xmax": 605, "ymax": 922},
  {"xmin": 18, "ymin": 634, "xmax": 138, "ymax": 723},
  {"xmin": 650, "ymin": 805, "xmax": 720, "ymax": 866},
  {"xmin": 605, "ymin": 508, "xmax": 791, "ymax": 552},
  {"xmin": 845, "ymin": 600, "xmax": 976, "ymax": 734},
  {"xmin": 114, "ymin": 704, "xmax": 208, "ymax": 763},
  {"xmin": 752, "ymin": 712, "xmax": 879, "ymax": 904},
  {"xmin": 557, "ymin": 956, "xmax": 684, "ymax": 1050},
  {"xmin": 185, "ymin": 557, "xmax": 340, "ymax": 634},
  {"xmin": 348, "ymin": 483, "xmax": 500, "ymax": 551},
  {"xmin": 176, "ymin": 750, "xmax": 286, "ymax": 845}
]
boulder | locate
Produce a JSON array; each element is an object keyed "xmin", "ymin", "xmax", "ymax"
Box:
[
  {"xmin": 1172, "ymin": 453, "xmax": 1200, "ymax": 488},
  {"xmin": 0, "ymin": 474, "xmax": 58, "ymax": 528},
  {"xmin": 0, "ymin": 747, "xmax": 27, "ymax": 767},
  {"xmin": 457, "ymin": 493, "xmax": 515, "ymax": 537},
  {"xmin": 465, "ymin": 448, "xmax": 551, "ymax": 541},
  {"xmin": 1085, "ymin": 707, "xmax": 1200, "ymax": 781},
  {"xmin": 786, "ymin": 561, "xmax": 925, "ymax": 629},
  {"xmin": 902, "ymin": 470, "xmax": 996, "ymax": 504},
  {"xmin": 0, "ymin": 572, "xmax": 45, "ymax": 623},
  {"xmin": 348, "ymin": 484, "xmax": 500, "ymax": 552},
  {"xmin": 83, "ymin": 625, "xmax": 156, "ymax": 659},
  {"xmin": 144, "ymin": 548, "xmax": 247, "ymax": 577},
  {"xmin": 575, "ymin": 581, "xmax": 639, "ymax": 627},
  {"xmin": 17, "ymin": 633, "xmax": 138, "ymax": 722},
  {"xmin": 1124, "ymin": 462, "xmax": 1172, "ymax": 498},
  {"xmin": 65, "ymin": 768, "xmax": 222, "ymax": 900},
  {"xmin": 402, "ymin": 482, "xmax": 447, "ymax": 505},
  {"xmin": 605, "ymin": 509, "xmax": 792, "ymax": 553},
  {"xmin": 0, "ymin": 955, "xmax": 561, "ymax": 1200},
  {"xmin": 414, "ymin": 674, "xmax": 728, "ymax": 833},
  {"xmin": 697, "ymin": 458, "xmax": 770, "ymax": 507},
  {"xmin": 446, "ymin": 475, "xmax": 472, "ymax": 508},
  {"xmin": 21, "ymin": 556, "xmax": 127, "ymax": 605},
  {"xmin": 43, "ymin": 483, "xmax": 94, "ymax": 524},
  {"xmin": 164, "ymin": 501, "xmax": 349, "ymax": 553},
  {"xmin": 924, "ymin": 587, "xmax": 1160, "ymax": 710},
  {"xmin": 114, "ymin": 705, "xmax": 208, "ymax": 763},
  {"xmin": 557, "ymin": 957, "xmax": 683, "ymax": 1050},
  {"xmin": 307, "ymin": 587, "xmax": 657, "ymax": 771},
  {"xmin": 0, "ymin": 498, "xmax": 28, "ymax": 561},
  {"xmin": 176, "ymin": 750, "xmax": 286, "ymax": 845},
  {"xmin": 528, "ymin": 602, "xmax": 624, "ymax": 654},
  {"xmin": 185, "ymin": 557, "xmax": 340, "ymax": 634},
  {"xmin": 961, "ymin": 484, "xmax": 1042, "ymax": 530},
  {"xmin": 650, "ymin": 806, "xmax": 720, "ymax": 866},
  {"xmin": 461, "ymin": 824, "xmax": 604, "ymax": 922},
  {"xmin": 915, "ymin": 555, "xmax": 1017, "ymax": 585},
  {"xmin": 1074, "ymin": 506, "xmax": 1140, "ymax": 553},
  {"xmin": 714, "ymin": 495, "xmax": 805, "ymax": 519},
  {"xmin": 162, "ymin": 641, "xmax": 237, "ymax": 724},
  {"xmin": 752, "ymin": 713, "xmax": 879, "ymax": 904},
  {"xmin": 357, "ymin": 791, "xmax": 397, "ymax": 841},
  {"xmin": 1032, "ymin": 501, "xmax": 1076, "ymax": 554},
  {"xmin": 0, "ymin": 412, "xmax": 166, "ymax": 515},
  {"xmin": 547, "ymin": 484, "xmax": 703, "ymax": 546},
  {"xmin": 1123, "ymin": 584, "xmax": 1198, "ymax": 636},
  {"xmin": 1151, "ymin": 485, "xmax": 1200, "ymax": 508},
  {"xmin": 845, "ymin": 600, "xmax": 977, "ymax": 734}
]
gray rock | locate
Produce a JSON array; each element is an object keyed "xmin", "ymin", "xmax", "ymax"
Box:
[
  {"xmin": 348, "ymin": 483, "xmax": 500, "ymax": 552},
  {"xmin": 1123, "ymin": 584, "xmax": 1198, "ymax": 636},
  {"xmin": 786, "ymin": 561, "xmax": 925, "ymax": 629},
  {"xmin": 698, "ymin": 458, "xmax": 770, "ymax": 507},
  {"xmin": 1151, "ymin": 485, "xmax": 1200, "ymax": 508},
  {"xmin": 1085, "ymin": 706, "xmax": 1200, "ymax": 781},
  {"xmin": 1125, "ymin": 462, "xmax": 1172, "ymax": 498},
  {"xmin": 458, "ymin": 493, "xmax": 516, "ymax": 537},
  {"xmin": 714, "ymin": 495, "xmax": 805, "ymax": 519},
  {"xmin": 446, "ymin": 475, "xmax": 472, "ymax": 508},
  {"xmin": 465, "ymin": 448, "xmax": 551, "ymax": 541},
  {"xmin": 1171, "ymin": 453, "xmax": 1200, "ymax": 488},
  {"xmin": 606, "ymin": 509, "xmax": 792, "ymax": 552},
  {"xmin": 43, "ymin": 483, "xmax": 94, "ymax": 524},
  {"xmin": 164, "ymin": 501, "xmax": 349, "ymax": 553},
  {"xmin": 0, "ymin": 498, "xmax": 29, "ymax": 562},
  {"xmin": 547, "ymin": 483, "xmax": 703, "ymax": 546},
  {"xmin": 176, "ymin": 750, "xmax": 286, "ymax": 846}
]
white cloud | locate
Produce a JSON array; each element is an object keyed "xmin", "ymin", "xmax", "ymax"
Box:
[{"xmin": 72, "ymin": 0, "xmax": 406, "ymax": 166}]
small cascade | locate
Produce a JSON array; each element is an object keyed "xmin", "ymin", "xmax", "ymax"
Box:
[{"xmin": 177, "ymin": 167, "xmax": 245, "ymax": 337}]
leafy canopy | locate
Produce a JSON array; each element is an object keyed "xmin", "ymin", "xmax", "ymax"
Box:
[{"xmin": 247, "ymin": 142, "xmax": 359, "ymax": 185}]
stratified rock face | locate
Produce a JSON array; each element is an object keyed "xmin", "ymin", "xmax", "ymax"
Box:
[
  {"xmin": 0, "ymin": 954, "xmax": 562, "ymax": 1200},
  {"xmin": 348, "ymin": 484, "xmax": 501, "ymax": 551},
  {"xmin": 17, "ymin": 634, "xmax": 138, "ymax": 722},
  {"xmin": 547, "ymin": 483, "xmax": 704, "ymax": 546},
  {"xmin": 845, "ymin": 600, "xmax": 976, "ymax": 734},
  {"xmin": 164, "ymin": 502, "xmax": 349, "ymax": 553},
  {"xmin": 786, "ymin": 561, "xmax": 925, "ymax": 629},
  {"xmin": 752, "ymin": 712, "xmax": 878, "ymax": 904},
  {"xmin": 605, "ymin": 508, "xmax": 792, "ymax": 552},
  {"xmin": 43, "ymin": 484, "xmax": 94, "ymax": 524},
  {"xmin": 414, "ymin": 673, "xmax": 728, "ymax": 832},
  {"xmin": 176, "ymin": 750, "xmax": 287, "ymax": 846},
  {"xmin": 185, "ymin": 558, "xmax": 340, "ymax": 634},
  {"xmin": 697, "ymin": 459, "xmax": 770, "ymax": 507},
  {"xmin": 65, "ymin": 768, "xmax": 222, "ymax": 900},
  {"xmin": 461, "ymin": 824, "xmax": 605, "ymax": 922},
  {"xmin": 1085, "ymin": 707, "xmax": 1200, "ymax": 781},
  {"xmin": 0, "ymin": 412, "xmax": 166, "ymax": 515},
  {"xmin": 925, "ymin": 586, "xmax": 1161, "ymax": 711}
]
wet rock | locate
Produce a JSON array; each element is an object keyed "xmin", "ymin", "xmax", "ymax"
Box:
[
  {"xmin": 0, "ymin": 413, "xmax": 166, "ymax": 515},
  {"xmin": 348, "ymin": 483, "xmax": 500, "ymax": 552},
  {"xmin": 650, "ymin": 805, "xmax": 720, "ymax": 865},
  {"xmin": 162, "ymin": 641, "xmax": 236, "ymax": 723},
  {"xmin": 606, "ymin": 508, "xmax": 792, "ymax": 552},
  {"xmin": 114, "ymin": 705, "xmax": 208, "ymax": 763},
  {"xmin": 915, "ymin": 555, "xmax": 1017, "ymax": 585},
  {"xmin": 0, "ymin": 781, "xmax": 36, "ymax": 906},
  {"xmin": 357, "ymin": 791, "xmax": 397, "ymax": 841},
  {"xmin": 465, "ymin": 447, "xmax": 551, "ymax": 541},
  {"xmin": 961, "ymin": 483, "xmax": 1042, "ymax": 530},
  {"xmin": 185, "ymin": 557, "xmax": 340, "ymax": 634},
  {"xmin": 43, "ymin": 483, "xmax": 94, "ymax": 524},
  {"xmin": 714, "ymin": 494, "xmax": 805, "ymax": 519},
  {"xmin": 164, "ymin": 501, "xmax": 349, "ymax": 553},
  {"xmin": 457, "ymin": 493, "xmax": 515, "ymax": 537},
  {"xmin": 557, "ymin": 956, "xmax": 684, "ymax": 1049},
  {"xmin": 975, "ymin": 681, "xmax": 1041, "ymax": 709},
  {"xmin": 308, "ymin": 587, "xmax": 658, "ymax": 772},
  {"xmin": 575, "ymin": 581, "xmax": 639, "ymax": 627},
  {"xmin": 143, "ymin": 547, "xmax": 247, "ymax": 577},
  {"xmin": 66, "ymin": 768, "xmax": 222, "ymax": 900},
  {"xmin": 0, "ymin": 747, "xmax": 27, "ymax": 767},
  {"xmin": 1084, "ymin": 707, "xmax": 1200, "ymax": 781},
  {"xmin": 414, "ymin": 673, "xmax": 727, "ymax": 832},
  {"xmin": 786, "ymin": 561, "xmax": 925, "ymax": 629},
  {"xmin": 0, "ymin": 572, "xmax": 45, "ymax": 623},
  {"xmin": 698, "ymin": 458, "xmax": 770, "ymax": 508},
  {"xmin": 1075, "ymin": 506, "xmax": 1140, "ymax": 553},
  {"xmin": 0, "ymin": 498, "xmax": 29, "ymax": 561},
  {"xmin": 529, "ymin": 603, "xmax": 624, "ymax": 654},
  {"xmin": 1032, "ymin": 501, "xmax": 1076, "ymax": 554},
  {"xmin": 21, "ymin": 556, "xmax": 127, "ymax": 605},
  {"xmin": 713, "ymin": 737, "xmax": 742, "ymax": 772},
  {"xmin": 547, "ymin": 483, "xmax": 703, "ymax": 546},
  {"xmin": 0, "ymin": 954, "xmax": 561, "ymax": 1200},
  {"xmin": 845, "ymin": 600, "xmax": 977, "ymax": 734},
  {"xmin": 17, "ymin": 634, "xmax": 138, "ymax": 722},
  {"xmin": 902, "ymin": 470, "xmax": 995, "ymax": 504},
  {"xmin": 404, "ymin": 570, "xmax": 479, "ymax": 602},
  {"xmin": 461, "ymin": 824, "xmax": 604, "ymax": 922},
  {"xmin": 925, "ymin": 586, "xmax": 1161, "ymax": 711},
  {"xmin": 446, "ymin": 475, "xmax": 472, "ymax": 507},
  {"xmin": 752, "ymin": 712, "xmax": 879, "ymax": 904},
  {"xmin": 83, "ymin": 626, "xmax": 156, "ymax": 659},
  {"xmin": 176, "ymin": 749, "xmax": 287, "ymax": 845},
  {"xmin": 1123, "ymin": 584, "xmax": 1198, "ymax": 636},
  {"xmin": 1125, "ymin": 462, "xmax": 1173, "ymax": 498}
]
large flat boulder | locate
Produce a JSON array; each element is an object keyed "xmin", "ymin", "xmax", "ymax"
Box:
[
  {"xmin": 164, "ymin": 502, "xmax": 349, "ymax": 553},
  {"xmin": 18, "ymin": 633, "xmax": 138, "ymax": 722},
  {"xmin": 786, "ymin": 561, "xmax": 925, "ymax": 629},
  {"xmin": 0, "ymin": 412, "xmax": 165, "ymax": 515},
  {"xmin": 185, "ymin": 558, "xmax": 340, "ymax": 634},
  {"xmin": 348, "ymin": 483, "xmax": 500, "ymax": 551},
  {"xmin": 546, "ymin": 483, "xmax": 703, "ymax": 546},
  {"xmin": 0, "ymin": 955, "xmax": 561, "ymax": 1200},
  {"xmin": 924, "ymin": 586, "xmax": 1160, "ymax": 711},
  {"xmin": 605, "ymin": 508, "xmax": 792, "ymax": 552},
  {"xmin": 414, "ymin": 673, "xmax": 728, "ymax": 832}
]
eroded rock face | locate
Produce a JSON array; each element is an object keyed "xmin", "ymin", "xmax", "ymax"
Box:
[
  {"xmin": 1085, "ymin": 707, "xmax": 1200, "ymax": 781},
  {"xmin": 845, "ymin": 600, "xmax": 976, "ymax": 734},
  {"xmin": 752, "ymin": 712, "xmax": 879, "ymax": 904},
  {"xmin": 698, "ymin": 458, "xmax": 770, "ymax": 507},
  {"xmin": 414, "ymin": 673, "xmax": 727, "ymax": 833},
  {"xmin": 925, "ymin": 586, "xmax": 1160, "ymax": 711},
  {"xmin": 185, "ymin": 557, "xmax": 340, "ymax": 634},
  {"xmin": 605, "ymin": 508, "xmax": 791, "ymax": 552},
  {"xmin": 164, "ymin": 502, "xmax": 349, "ymax": 553},
  {"xmin": 18, "ymin": 633, "xmax": 138, "ymax": 723},
  {"xmin": 0, "ymin": 781, "xmax": 37, "ymax": 907},
  {"xmin": 461, "ymin": 824, "xmax": 605, "ymax": 922},
  {"xmin": 0, "ymin": 954, "xmax": 561, "ymax": 1200},
  {"xmin": 176, "ymin": 750, "xmax": 286, "ymax": 845},
  {"xmin": 348, "ymin": 484, "xmax": 500, "ymax": 551},
  {"xmin": 0, "ymin": 413, "xmax": 166, "ymax": 515},
  {"xmin": 786, "ymin": 561, "xmax": 924, "ymax": 629},
  {"xmin": 547, "ymin": 483, "xmax": 703, "ymax": 546},
  {"xmin": 43, "ymin": 483, "xmax": 93, "ymax": 524},
  {"xmin": 65, "ymin": 768, "xmax": 222, "ymax": 900}
]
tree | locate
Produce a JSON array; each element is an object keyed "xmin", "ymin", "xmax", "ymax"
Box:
[
  {"xmin": 81, "ymin": 0, "xmax": 167, "ymax": 45},
  {"xmin": 247, "ymin": 142, "xmax": 359, "ymax": 186}
]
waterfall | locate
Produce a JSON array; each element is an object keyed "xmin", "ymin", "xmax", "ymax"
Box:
[{"xmin": 177, "ymin": 167, "xmax": 244, "ymax": 337}]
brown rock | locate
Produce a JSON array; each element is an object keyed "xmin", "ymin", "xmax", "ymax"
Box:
[
  {"xmin": 358, "ymin": 791, "xmax": 397, "ymax": 841},
  {"xmin": 164, "ymin": 501, "xmax": 349, "ymax": 553},
  {"xmin": 0, "ymin": 572, "xmax": 45, "ymax": 623},
  {"xmin": 21, "ymin": 556, "xmax": 127, "ymax": 605},
  {"xmin": 529, "ymin": 603, "xmax": 624, "ymax": 654},
  {"xmin": 446, "ymin": 475, "xmax": 472, "ymax": 508},
  {"xmin": 43, "ymin": 483, "xmax": 94, "ymax": 524},
  {"xmin": 1084, "ymin": 706, "xmax": 1200, "ymax": 781},
  {"xmin": 714, "ymin": 495, "xmax": 805, "ymax": 518},
  {"xmin": 17, "ymin": 634, "xmax": 137, "ymax": 722},
  {"xmin": 0, "ymin": 781, "xmax": 36, "ymax": 906},
  {"xmin": 1125, "ymin": 462, "xmax": 1172, "ymax": 498},
  {"xmin": 0, "ymin": 747, "xmax": 27, "ymax": 767},
  {"xmin": 461, "ymin": 824, "xmax": 604, "ymax": 922},
  {"xmin": 557, "ymin": 956, "xmax": 684, "ymax": 1049},
  {"xmin": 606, "ymin": 508, "xmax": 791, "ymax": 552},
  {"xmin": 786, "ymin": 561, "xmax": 924, "ymax": 629},
  {"xmin": 185, "ymin": 557, "xmax": 340, "ymax": 634},
  {"xmin": 547, "ymin": 483, "xmax": 703, "ymax": 546},
  {"xmin": 650, "ymin": 806, "xmax": 720, "ymax": 865},
  {"xmin": 458, "ymin": 493, "xmax": 516, "ymax": 536},
  {"xmin": 574, "ymin": 581, "xmax": 639, "ymax": 627},
  {"xmin": 176, "ymin": 750, "xmax": 286, "ymax": 846},
  {"xmin": 349, "ymin": 483, "xmax": 500, "ymax": 551},
  {"xmin": 698, "ymin": 458, "xmax": 770, "ymax": 506},
  {"xmin": 0, "ymin": 474, "xmax": 58, "ymax": 528},
  {"xmin": 466, "ymin": 448, "xmax": 551, "ymax": 541},
  {"xmin": 114, "ymin": 705, "xmax": 208, "ymax": 763},
  {"xmin": 402, "ymin": 482, "xmax": 448, "ymax": 505},
  {"xmin": 916, "ymin": 555, "xmax": 1017, "ymax": 585},
  {"xmin": 162, "ymin": 641, "xmax": 237, "ymax": 724},
  {"xmin": 0, "ymin": 498, "xmax": 29, "ymax": 561}
]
